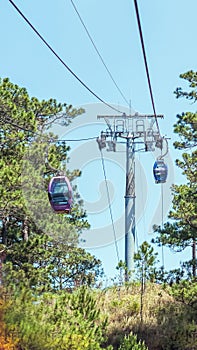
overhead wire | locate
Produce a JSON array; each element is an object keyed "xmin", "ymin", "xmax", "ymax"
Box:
[
  {"xmin": 99, "ymin": 148, "xmax": 120, "ymax": 264},
  {"xmin": 0, "ymin": 116, "xmax": 35, "ymax": 133},
  {"xmin": 161, "ymin": 183, "xmax": 165, "ymax": 267},
  {"xmin": 8, "ymin": 0, "xmax": 124, "ymax": 114},
  {"xmin": 58, "ymin": 136, "xmax": 97, "ymax": 142},
  {"xmin": 1, "ymin": 116, "xmax": 98, "ymax": 143},
  {"xmin": 70, "ymin": 0, "xmax": 130, "ymax": 107},
  {"xmin": 133, "ymin": 0, "xmax": 161, "ymax": 134},
  {"xmin": 137, "ymin": 152, "xmax": 146, "ymax": 244},
  {"xmin": 1, "ymin": 115, "xmax": 98, "ymax": 142},
  {"xmin": 133, "ymin": 0, "xmax": 167, "ymax": 271}
]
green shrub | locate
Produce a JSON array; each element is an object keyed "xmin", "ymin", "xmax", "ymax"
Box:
[{"xmin": 118, "ymin": 333, "xmax": 148, "ymax": 350}]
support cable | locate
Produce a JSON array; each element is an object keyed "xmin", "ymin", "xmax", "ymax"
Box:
[
  {"xmin": 135, "ymin": 228, "xmax": 139, "ymax": 251},
  {"xmin": 161, "ymin": 183, "xmax": 165, "ymax": 268},
  {"xmin": 133, "ymin": 0, "xmax": 168, "ymax": 271},
  {"xmin": 70, "ymin": 0, "xmax": 130, "ymax": 107},
  {"xmin": 58, "ymin": 136, "xmax": 97, "ymax": 142},
  {"xmin": 8, "ymin": 0, "xmax": 124, "ymax": 114},
  {"xmin": 137, "ymin": 152, "xmax": 146, "ymax": 243},
  {"xmin": 133, "ymin": 0, "xmax": 160, "ymax": 134},
  {"xmin": 99, "ymin": 148, "xmax": 120, "ymax": 263},
  {"xmin": 1, "ymin": 116, "xmax": 98, "ymax": 142}
]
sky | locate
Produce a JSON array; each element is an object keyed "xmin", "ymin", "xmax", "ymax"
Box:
[{"xmin": 1, "ymin": 0, "xmax": 197, "ymax": 281}]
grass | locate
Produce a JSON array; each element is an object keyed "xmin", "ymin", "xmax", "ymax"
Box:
[{"xmin": 96, "ymin": 282, "xmax": 179, "ymax": 350}]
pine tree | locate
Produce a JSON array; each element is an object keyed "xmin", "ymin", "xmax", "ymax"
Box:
[
  {"xmin": 153, "ymin": 71, "xmax": 197, "ymax": 278},
  {"xmin": 0, "ymin": 78, "xmax": 102, "ymax": 293}
]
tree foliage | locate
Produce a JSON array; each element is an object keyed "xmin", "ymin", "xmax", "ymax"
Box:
[
  {"xmin": 134, "ymin": 241, "xmax": 159, "ymax": 288},
  {"xmin": 0, "ymin": 297, "xmax": 18, "ymax": 349},
  {"xmin": 4, "ymin": 286, "xmax": 110, "ymax": 350},
  {"xmin": 2, "ymin": 235, "xmax": 103, "ymax": 293},
  {"xmin": 0, "ymin": 77, "xmax": 88, "ymax": 243},
  {"xmin": 0, "ymin": 76, "xmax": 106, "ymax": 348},
  {"xmin": 153, "ymin": 71, "xmax": 197, "ymax": 278},
  {"xmin": 0, "ymin": 77, "xmax": 103, "ymax": 292}
]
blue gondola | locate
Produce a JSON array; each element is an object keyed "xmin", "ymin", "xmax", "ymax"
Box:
[
  {"xmin": 153, "ymin": 159, "xmax": 168, "ymax": 184},
  {"xmin": 48, "ymin": 175, "xmax": 72, "ymax": 213}
]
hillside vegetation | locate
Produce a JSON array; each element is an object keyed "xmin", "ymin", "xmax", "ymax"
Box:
[
  {"xmin": 1, "ymin": 281, "xmax": 197, "ymax": 350},
  {"xmin": 99, "ymin": 282, "xmax": 197, "ymax": 350}
]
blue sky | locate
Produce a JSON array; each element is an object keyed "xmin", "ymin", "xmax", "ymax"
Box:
[{"xmin": 1, "ymin": 0, "xmax": 196, "ymax": 280}]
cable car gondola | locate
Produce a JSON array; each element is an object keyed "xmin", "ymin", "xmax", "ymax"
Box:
[
  {"xmin": 153, "ymin": 159, "xmax": 168, "ymax": 184},
  {"xmin": 48, "ymin": 175, "xmax": 72, "ymax": 213}
]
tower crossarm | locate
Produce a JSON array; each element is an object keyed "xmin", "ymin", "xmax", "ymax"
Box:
[
  {"xmin": 97, "ymin": 114, "xmax": 164, "ymax": 119},
  {"xmin": 97, "ymin": 114, "xmax": 164, "ymax": 150}
]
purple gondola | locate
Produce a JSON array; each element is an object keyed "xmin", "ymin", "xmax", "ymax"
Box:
[
  {"xmin": 153, "ymin": 159, "xmax": 168, "ymax": 184},
  {"xmin": 48, "ymin": 176, "xmax": 72, "ymax": 213}
]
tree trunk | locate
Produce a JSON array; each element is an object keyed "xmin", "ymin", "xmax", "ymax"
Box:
[
  {"xmin": 140, "ymin": 263, "xmax": 144, "ymax": 324},
  {"xmin": 1, "ymin": 218, "xmax": 8, "ymax": 245},
  {"xmin": 22, "ymin": 216, "xmax": 29, "ymax": 241},
  {"xmin": 0, "ymin": 250, "xmax": 6, "ymax": 287},
  {"xmin": 192, "ymin": 237, "xmax": 196, "ymax": 278}
]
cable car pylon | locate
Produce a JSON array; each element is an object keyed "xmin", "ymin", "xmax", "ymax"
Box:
[{"xmin": 97, "ymin": 112, "xmax": 167, "ymax": 281}]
